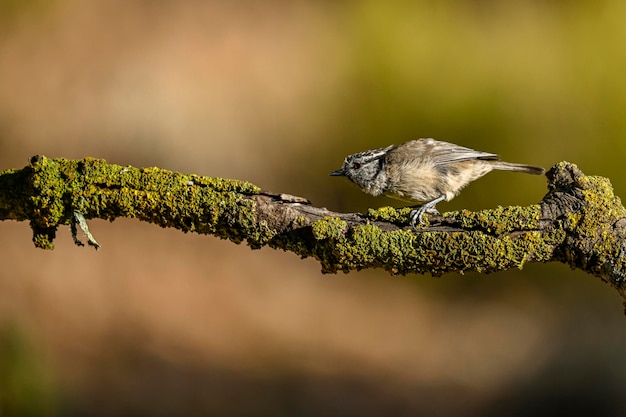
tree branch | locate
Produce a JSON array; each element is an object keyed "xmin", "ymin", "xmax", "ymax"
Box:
[{"xmin": 2, "ymin": 155, "xmax": 625, "ymax": 309}]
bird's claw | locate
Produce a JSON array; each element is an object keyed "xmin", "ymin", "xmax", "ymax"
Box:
[
  {"xmin": 408, "ymin": 195, "xmax": 445, "ymax": 231},
  {"xmin": 409, "ymin": 207, "xmax": 440, "ymax": 231}
]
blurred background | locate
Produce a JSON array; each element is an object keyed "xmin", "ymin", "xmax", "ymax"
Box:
[{"xmin": 1, "ymin": 0, "xmax": 626, "ymax": 415}]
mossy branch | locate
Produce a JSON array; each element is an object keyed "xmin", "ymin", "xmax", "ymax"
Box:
[{"xmin": 1, "ymin": 155, "xmax": 626, "ymax": 309}]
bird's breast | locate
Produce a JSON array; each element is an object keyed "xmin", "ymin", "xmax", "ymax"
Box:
[{"xmin": 384, "ymin": 160, "xmax": 444, "ymax": 203}]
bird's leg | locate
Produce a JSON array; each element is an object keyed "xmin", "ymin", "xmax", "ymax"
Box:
[{"xmin": 409, "ymin": 195, "xmax": 445, "ymax": 230}]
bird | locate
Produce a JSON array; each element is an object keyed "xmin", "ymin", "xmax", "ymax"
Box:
[{"xmin": 330, "ymin": 138, "xmax": 545, "ymax": 229}]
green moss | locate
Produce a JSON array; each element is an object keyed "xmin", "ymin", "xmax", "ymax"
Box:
[
  {"xmin": 541, "ymin": 163, "xmax": 626, "ymax": 288},
  {"xmin": 21, "ymin": 155, "xmax": 265, "ymax": 249},
  {"xmin": 311, "ymin": 217, "xmax": 348, "ymax": 240},
  {"xmin": 31, "ymin": 226, "xmax": 56, "ymax": 250},
  {"xmin": 366, "ymin": 204, "xmax": 543, "ymax": 234},
  {"xmin": 575, "ymin": 175, "xmax": 626, "ymax": 281},
  {"xmin": 451, "ymin": 205, "xmax": 542, "ymax": 235},
  {"xmin": 308, "ymin": 220, "xmax": 554, "ymax": 275},
  {"xmin": 366, "ymin": 206, "xmax": 410, "ymax": 223}
]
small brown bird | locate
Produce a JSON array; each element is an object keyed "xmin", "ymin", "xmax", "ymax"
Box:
[{"xmin": 330, "ymin": 138, "xmax": 545, "ymax": 229}]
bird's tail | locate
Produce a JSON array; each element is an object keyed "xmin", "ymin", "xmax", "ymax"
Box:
[{"xmin": 491, "ymin": 161, "xmax": 545, "ymax": 175}]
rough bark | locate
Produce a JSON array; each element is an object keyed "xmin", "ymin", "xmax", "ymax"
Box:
[{"xmin": 1, "ymin": 156, "xmax": 625, "ymax": 309}]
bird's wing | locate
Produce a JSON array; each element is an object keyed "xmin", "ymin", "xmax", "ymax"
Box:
[{"xmin": 406, "ymin": 138, "xmax": 498, "ymax": 166}]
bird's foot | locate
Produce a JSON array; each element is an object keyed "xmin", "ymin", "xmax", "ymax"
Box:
[
  {"xmin": 408, "ymin": 195, "xmax": 445, "ymax": 231},
  {"xmin": 409, "ymin": 206, "xmax": 440, "ymax": 231}
]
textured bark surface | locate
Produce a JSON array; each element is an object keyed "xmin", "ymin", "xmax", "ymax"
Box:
[{"xmin": 1, "ymin": 156, "xmax": 625, "ymax": 309}]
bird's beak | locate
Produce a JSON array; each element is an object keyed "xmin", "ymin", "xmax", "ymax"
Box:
[{"xmin": 329, "ymin": 167, "xmax": 346, "ymax": 176}]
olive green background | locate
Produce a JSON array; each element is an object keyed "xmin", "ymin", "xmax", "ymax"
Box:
[{"xmin": 1, "ymin": 1, "xmax": 625, "ymax": 416}]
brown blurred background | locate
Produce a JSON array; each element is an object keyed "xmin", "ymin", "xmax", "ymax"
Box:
[{"xmin": 1, "ymin": 1, "xmax": 626, "ymax": 416}]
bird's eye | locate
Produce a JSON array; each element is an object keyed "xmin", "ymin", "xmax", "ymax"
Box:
[{"xmin": 352, "ymin": 162, "xmax": 361, "ymax": 169}]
